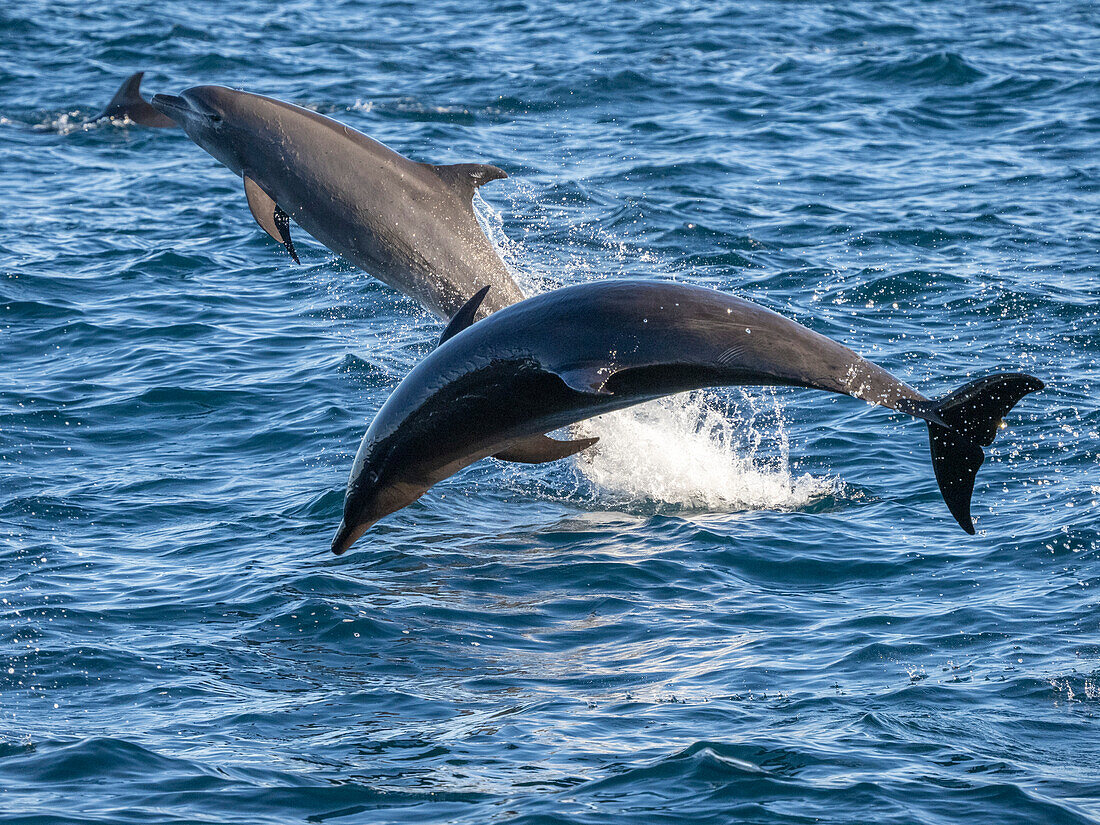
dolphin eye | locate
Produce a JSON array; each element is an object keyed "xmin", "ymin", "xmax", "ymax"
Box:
[{"xmin": 209, "ymin": 113, "xmax": 222, "ymax": 123}]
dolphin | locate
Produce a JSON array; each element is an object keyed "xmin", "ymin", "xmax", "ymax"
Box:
[
  {"xmin": 331, "ymin": 280, "xmax": 1042, "ymax": 554},
  {"xmin": 150, "ymin": 85, "xmax": 527, "ymax": 319},
  {"xmin": 92, "ymin": 72, "xmax": 177, "ymax": 128}
]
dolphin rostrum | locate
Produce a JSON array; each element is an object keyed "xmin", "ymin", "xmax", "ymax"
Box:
[
  {"xmin": 92, "ymin": 72, "xmax": 177, "ymax": 128},
  {"xmin": 150, "ymin": 85, "xmax": 527, "ymax": 319},
  {"xmin": 331, "ymin": 280, "xmax": 1042, "ymax": 554}
]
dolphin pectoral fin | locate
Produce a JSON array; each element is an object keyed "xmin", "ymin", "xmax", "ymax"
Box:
[
  {"xmin": 555, "ymin": 366, "xmax": 614, "ymax": 396},
  {"xmin": 494, "ymin": 434, "xmax": 599, "ymax": 464},
  {"xmin": 272, "ymin": 206, "xmax": 299, "ymax": 264},
  {"xmin": 439, "ymin": 285, "xmax": 490, "ymax": 346},
  {"xmin": 430, "ymin": 163, "xmax": 508, "ymax": 198},
  {"xmin": 244, "ymin": 175, "xmax": 300, "ymax": 264}
]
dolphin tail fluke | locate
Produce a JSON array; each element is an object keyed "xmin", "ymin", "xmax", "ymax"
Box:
[{"xmin": 916, "ymin": 373, "xmax": 1043, "ymax": 533}]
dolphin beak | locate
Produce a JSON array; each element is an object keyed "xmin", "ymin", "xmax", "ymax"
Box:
[
  {"xmin": 150, "ymin": 94, "xmax": 190, "ymax": 118},
  {"xmin": 331, "ymin": 518, "xmax": 371, "ymax": 555}
]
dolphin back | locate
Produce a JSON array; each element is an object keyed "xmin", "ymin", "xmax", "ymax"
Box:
[{"xmin": 474, "ymin": 280, "xmax": 927, "ymax": 411}]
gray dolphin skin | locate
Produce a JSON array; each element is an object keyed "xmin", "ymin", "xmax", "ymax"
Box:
[
  {"xmin": 150, "ymin": 85, "xmax": 526, "ymax": 319},
  {"xmin": 331, "ymin": 280, "xmax": 1043, "ymax": 554},
  {"xmin": 93, "ymin": 72, "xmax": 177, "ymax": 128}
]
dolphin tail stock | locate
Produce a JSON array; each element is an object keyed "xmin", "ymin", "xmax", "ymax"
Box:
[{"xmin": 900, "ymin": 373, "xmax": 1043, "ymax": 533}]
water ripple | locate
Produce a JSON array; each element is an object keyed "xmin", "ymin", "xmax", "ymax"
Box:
[{"xmin": 2, "ymin": 1, "xmax": 1098, "ymax": 823}]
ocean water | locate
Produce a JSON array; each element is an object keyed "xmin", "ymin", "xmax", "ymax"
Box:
[{"xmin": 2, "ymin": 1, "xmax": 1098, "ymax": 822}]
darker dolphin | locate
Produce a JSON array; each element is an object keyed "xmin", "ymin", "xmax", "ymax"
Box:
[
  {"xmin": 151, "ymin": 85, "xmax": 527, "ymax": 319},
  {"xmin": 93, "ymin": 72, "xmax": 177, "ymax": 128},
  {"xmin": 331, "ymin": 280, "xmax": 1042, "ymax": 553}
]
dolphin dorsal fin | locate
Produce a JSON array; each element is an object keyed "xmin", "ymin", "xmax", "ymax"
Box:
[
  {"xmin": 430, "ymin": 163, "xmax": 508, "ymax": 198},
  {"xmin": 494, "ymin": 434, "xmax": 599, "ymax": 464},
  {"xmin": 105, "ymin": 72, "xmax": 146, "ymax": 111},
  {"xmin": 243, "ymin": 175, "xmax": 300, "ymax": 264},
  {"xmin": 439, "ymin": 285, "xmax": 490, "ymax": 346},
  {"xmin": 95, "ymin": 72, "xmax": 175, "ymax": 127}
]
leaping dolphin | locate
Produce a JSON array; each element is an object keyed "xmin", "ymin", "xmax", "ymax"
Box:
[
  {"xmin": 331, "ymin": 280, "xmax": 1042, "ymax": 554},
  {"xmin": 151, "ymin": 85, "xmax": 527, "ymax": 319},
  {"xmin": 93, "ymin": 72, "xmax": 177, "ymax": 128}
]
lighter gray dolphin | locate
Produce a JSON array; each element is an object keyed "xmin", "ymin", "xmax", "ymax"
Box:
[
  {"xmin": 331, "ymin": 280, "xmax": 1042, "ymax": 553},
  {"xmin": 93, "ymin": 72, "xmax": 177, "ymax": 128},
  {"xmin": 151, "ymin": 85, "xmax": 526, "ymax": 319}
]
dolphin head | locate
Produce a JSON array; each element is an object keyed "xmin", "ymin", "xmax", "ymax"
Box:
[
  {"xmin": 152, "ymin": 86, "xmax": 255, "ymax": 175},
  {"xmin": 331, "ymin": 456, "xmax": 425, "ymax": 555}
]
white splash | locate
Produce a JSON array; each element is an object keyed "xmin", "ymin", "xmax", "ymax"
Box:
[
  {"xmin": 33, "ymin": 112, "xmax": 117, "ymax": 135},
  {"xmin": 35, "ymin": 112, "xmax": 83, "ymax": 135},
  {"xmin": 572, "ymin": 391, "xmax": 835, "ymax": 512}
]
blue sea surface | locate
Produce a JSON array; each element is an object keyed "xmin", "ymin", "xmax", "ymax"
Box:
[{"xmin": 2, "ymin": 1, "xmax": 1098, "ymax": 823}]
